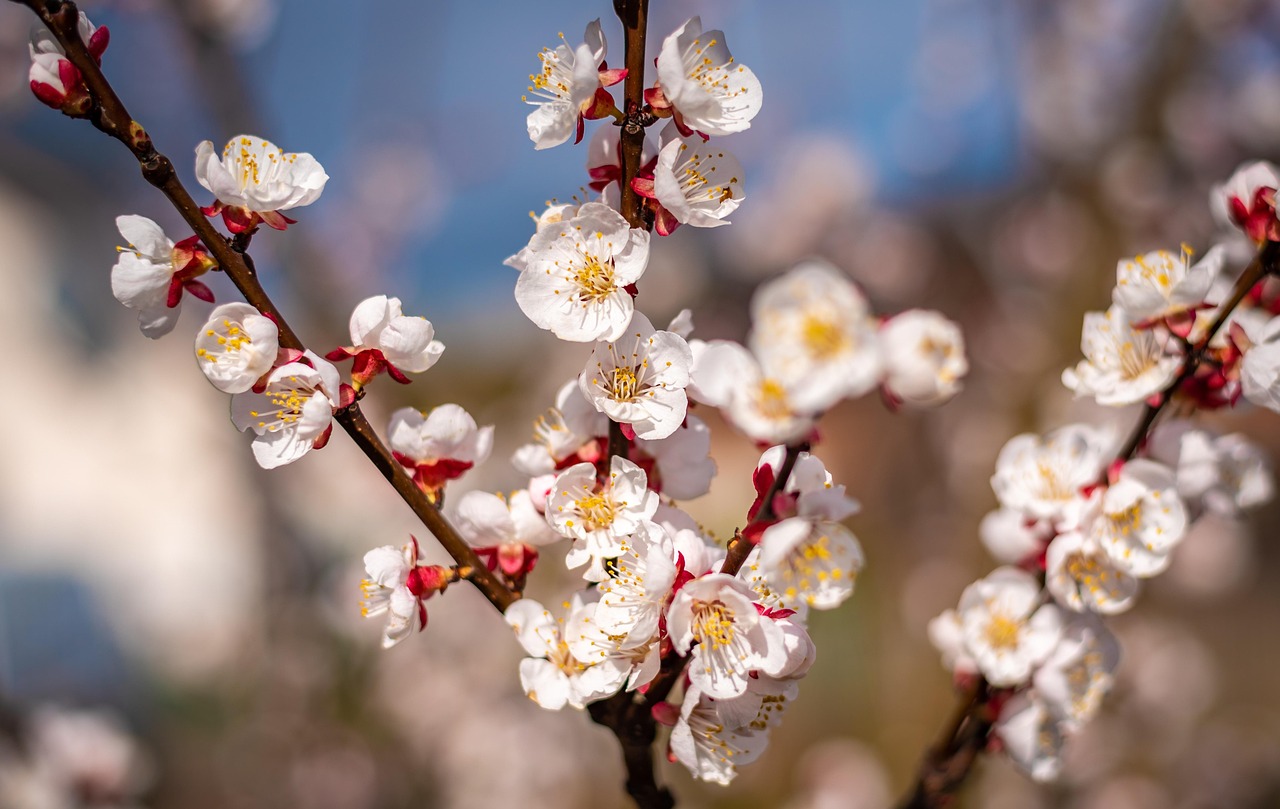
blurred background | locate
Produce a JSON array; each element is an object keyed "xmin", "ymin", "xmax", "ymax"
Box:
[{"xmin": 1, "ymin": 0, "xmax": 1279, "ymax": 807}]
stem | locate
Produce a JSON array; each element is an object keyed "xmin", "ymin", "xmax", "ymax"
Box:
[
  {"xmin": 722, "ymin": 442, "xmax": 806, "ymax": 577},
  {"xmin": 17, "ymin": 0, "xmax": 515, "ymax": 613},
  {"xmin": 900, "ymin": 238, "xmax": 1280, "ymax": 808},
  {"xmin": 614, "ymin": 0, "xmax": 650, "ymax": 230}
]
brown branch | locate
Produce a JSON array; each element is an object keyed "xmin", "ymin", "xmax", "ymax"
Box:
[
  {"xmin": 899, "ymin": 238, "xmax": 1280, "ymax": 808},
  {"xmin": 614, "ymin": 0, "xmax": 650, "ymax": 230},
  {"xmin": 16, "ymin": 0, "xmax": 516, "ymax": 614}
]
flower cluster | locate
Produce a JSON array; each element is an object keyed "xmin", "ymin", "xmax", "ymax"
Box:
[
  {"xmin": 500, "ymin": 440, "xmax": 842, "ymax": 785},
  {"xmin": 502, "ymin": 14, "xmax": 971, "ymax": 786},
  {"xmin": 930, "ymin": 160, "xmax": 1280, "ymax": 782}
]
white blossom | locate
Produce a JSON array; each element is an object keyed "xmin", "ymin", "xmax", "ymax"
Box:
[
  {"xmin": 956, "ymin": 567, "xmax": 1063, "ymax": 687},
  {"xmin": 388, "ymin": 404, "xmax": 493, "ymax": 493},
  {"xmin": 1211, "ymin": 160, "xmax": 1280, "ymax": 243},
  {"xmin": 195, "ymin": 134, "xmax": 327, "ymax": 232},
  {"xmin": 633, "ymin": 414, "xmax": 718, "ymax": 500},
  {"xmin": 360, "ymin": 539, "xmax": 442, "ymax": 649},
  {"xmin": 594, "ymin": 522, "xmax": 678, "ymax": 648},
  {"xmin": 514, "ymin": 202, "xmax": 650, "ymax": 342},
  {"xmin": 654, "ymin": 17, "xmax": 763, "ymax": 137},
  {"xmin": 1062, "ymin": 305, "xmax": 1181, "ymax": 405},
  {"xmin": 504, "ymin": 594, "xmax": 628, "ymax": 710},
  {"xmin": 647, "ymin": 122, "xmax": 745, "ymax": 233},
  {"xmin": 194, "ymin": 302, "xmax": 279, "ymax": 393},
  {"xmin": 979, "ymin": 508, "xmax": 1051, "ymax": 565},
  {"xmin": 1033, "ymin": 617, "xmax": 1120, "ymax": 730},
  {"xmin": 990, "ymin": 424, "xmax": 1111, "ymax": 524},
  {"xmin": 928, "ymin": 609, "xmax": 978, "ymax": 677},
  {"xmin": 670, "ymin": 685, "xmax": 767, "ymax": 785},
  {"xmin": 1148, "ymin": 421, "xmax": 1273, "ymax": 516},
  {"xmin": 229, "ymin": 352, "xmax": 340, "ymax": 469},
  {"xmin": 547, "ymin": 456, "xmax": 659, "ymax": 580},
  {"xmin": 690, "ymin": 339, "xmax": 816, "ymax": 444},
  {"xmin": 879, "ymin": 309, "xmax": 968, "ymax": 407},
  {"xmin": 452, "ymin": 489, "xmax": 560, "ymax": 576},
  {"xmin": 1093, "ymin": 460, "xmax": 1187, "ymax": 578},
  {"xmin": 579, "ymin": 312, "xmax": 692, "ymax": 439},
  {"xmin": 995, "ymin": 692, "xmax": 1065, "ymax": 783},
  {"xmin": 511, "ymin": 379, "xmax": 608, "ymax": 476},
  {"xmin": 1044, "ymin": 528, "xmax": 1140, "ymax": 615},
  {"xmin": 755, "ymin": 518, "xmax": 864, "ymax": 611},
  {"xmin": 1112, "ymin": 245, "xmax": 1222, "ymax": 329},
  {"xmin": 112, "ymin": 215, "xmax": 215, "ymax": 338},
  {"xmin": 331, "ymin": 295, "xmax": 444, "ymax": 382},
  {"xmin": 523, "ymin": 20, "xmax": 613, "ymax": 150},
  {"xmin": 27, "ymin": 12, "xmax": 106, "ymax": 110},
  {"xmin": 1241, "ymin": 316, "xmax": 1280, "ymax": 413},
  {"xmin": 749, "ymin": 260, "xmax": 882, "ymax": 413},
  {"xmin": 667, "ymin": 573, "xmax": 785, "ymax": 699},
  {"xmin": 504, "ymin": 202, "xmax": 579, "ymax": 271}
]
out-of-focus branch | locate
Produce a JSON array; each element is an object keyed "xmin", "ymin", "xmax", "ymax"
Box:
[
  {"xmin": 899, "ymin": 238, "xmax": 1280, "ymax": 809},
  {"xmin": 14, "ymin": 0, "xmax": 516, "ymax": 613}
]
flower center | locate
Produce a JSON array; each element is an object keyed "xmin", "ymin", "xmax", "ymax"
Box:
[
  {"xmin": 801, "ymin": 315, "xmax": 845, "ymax": 359},
  {"xmin": 610, "ymin": 366, "xmax": 641, "ymax": 401},
  {"xmin": 197, "ymin": 318, "xmax": 252, "ymax": 365},
  {"xmin": 775, "ymin": 530, "xmax": 848, "ymax": 605},
  {"xmin": 573, "ymin": 492, "xmax": 618, "ymax": 531},
  {"xmin": 691, "ymin": 600, "xmax": 737, "ymax": 650},
  {"xmin": 572, "ymin": 253, "xmax": 616, "ymax": 302},
  {"xmin": 756, "ymin": 379, "xmax": 791, "ymax": 420},
  {"xmin": 984, "ymin": 615, "xmax": 1021, "ymax": 650},
  {"xmin": 1105, "ymin": 501, "xmax": 1143, "ymax": 538}
]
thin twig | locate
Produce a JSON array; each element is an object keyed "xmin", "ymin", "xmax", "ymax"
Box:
[{"xmin": 16, "ymin": 0, "xmax": 516, "ymax": 613}]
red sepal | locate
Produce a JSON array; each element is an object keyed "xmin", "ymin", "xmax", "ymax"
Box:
[
  {"xmin": 651, "ymin": 701, "xmax": 681, "ymax": 727},
  {"xmin": 311, "ymin": 423, "xmax": 333, "ymax": 451},
  {"xmin": 87, "ymin": 26, "xmax": 110, "ymax": 61},
  {"xmin": 351, "ymin": 349, "xmax": 388, "ymax": 388},
  {"xmin": 338, "ymin": 383, "xmax": 358, "ymax": 409},
  {"xmin": 620, "ymin": 423, "xmax": 637, "ymax": 441},
  {"xmin": 259, "ymin": 209, "xmax": 296, "ymax": 231},
  {"xmin": 653, "ymin": 205, "xmax": 680, "ymax": 236},
  {"xmin": 324, "ymin": 347, "xmax": 354, "ymax": 361},
  {"xmin": 1105, "ymin": 458, "xmax": 1126, "ymax": 486},
  {"xmin": 277, "ymin": 347, "xmax": 304, "ymax": 365},
  {"xmin": 30, "ymin": 80, "xmax": 66, "ymax": 109},
  {"xmin": 588, "ymin": 162, "xmax": 621, "ymax": 192},
  {"xmin": 573, "ymin": 114, "xmax": 586, "ymax": 145},
  {"xmin": 598, "ymin": 67, "xmax": 628, "ymax": 87},
  {"xmin": 631, "ymin": 176, "xmax": 657, "ymax": 199},
  {"xmin": 583, "ymin": 87, "xmax": 620, "ymax": 120},
  {"xmin": 386, "ymin": 363, "xmax": 412, "ymax": 384},
  {"xmin": 165, "ymin": 276, "xmax": 185, "ymax": 309},
  {"xmin": 221, "ymin": 206, "xmax": 259, "ymax": 234},
  {"xmin": 411, "ymin": 458, "xmax": 476, "ymax": 493},
  {"xmin": 184, "ymin": 278, "xmax": 215, "ymax": 303},
  {"xmin": 644, "ymin": 85, "xmax": 671, "ymax": 112}
]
